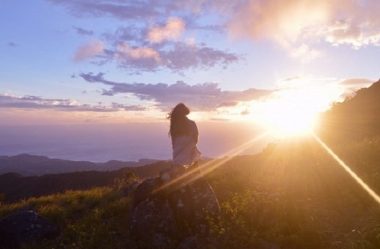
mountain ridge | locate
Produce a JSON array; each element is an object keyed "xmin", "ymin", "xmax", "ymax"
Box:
[{"xmin": 0, "ymin": 153, "xmax": 159, "ymax": 176}]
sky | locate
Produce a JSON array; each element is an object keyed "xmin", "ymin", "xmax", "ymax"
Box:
[{"xmin": 0, "ymin": 0, "xmax": 379, "ymax": 161}]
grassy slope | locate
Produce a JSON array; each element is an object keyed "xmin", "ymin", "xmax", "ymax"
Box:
[
  {"xmin": 0, "ymin": 187, "xmax": 133, "ymax": 249},
  {"xmin": 1, "ymin": 138, "xmax": 379, "ymax": 249}
]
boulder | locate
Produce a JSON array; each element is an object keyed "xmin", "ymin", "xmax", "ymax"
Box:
[
  {"xmin": 133, "ymin": 177, "xmax": 161, "ymax": 207},
  {"xmin": 0, "ymin": 209, "xmax": 60, "ymax": 249},
  {"xmin": 130, "ymin": 198, "xmax": 177, "ymax": 249},
  {"xmin": 130, "ymin": 168, "xmax": 220, "ymax": 249}
]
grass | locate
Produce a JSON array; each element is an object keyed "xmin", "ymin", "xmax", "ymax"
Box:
[{"xmin": 0, "ymin": 187, "xmax": 133, "ymax": 249}]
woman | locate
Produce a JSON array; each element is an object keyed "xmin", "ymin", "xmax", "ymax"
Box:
[{"xmin": 168, "ymin": 103, "xmax": 201, "ymax": 167}]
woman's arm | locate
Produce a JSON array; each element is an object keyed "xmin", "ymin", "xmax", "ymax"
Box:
[{"xmin": 191, "ymin": 120, "xmax": 199, "ymax": 144}]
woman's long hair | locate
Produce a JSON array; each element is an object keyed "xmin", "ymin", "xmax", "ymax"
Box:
[{"xmin": 168, "ymin": 103, "xmax": 191, "ymax": 138}]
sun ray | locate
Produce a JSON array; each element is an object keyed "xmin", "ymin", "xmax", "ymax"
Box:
[
  {"xmin": 154, "ymin": 132, "xmax": 268, "ymax": 193},
  {"xmin": 313, "ymin": 133, "xmax": 380, "ymax": 205}
]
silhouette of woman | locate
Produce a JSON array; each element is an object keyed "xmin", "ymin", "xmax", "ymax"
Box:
[{"xmin": 168, "ymin": 103, "xmax": 201, "ymax": 168}]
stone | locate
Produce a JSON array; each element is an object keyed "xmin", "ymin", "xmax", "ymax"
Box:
[
  {"xmin": 130, "ymin": 198, "xmax": 177, "ymax": 249},
  {"xmin": 0, "ymin": 209, "xmax": 60, "ymax": 249},
  {"xmin": 130, "ymin": 168, "xmax": 220, "ymax": 249},
  {"xmin": 133, "ymin": 177, "xmax": 161, "ymax": 207}
]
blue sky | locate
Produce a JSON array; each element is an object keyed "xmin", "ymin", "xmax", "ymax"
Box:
[{"xmin": 0, "ymin": 0, "xmax": 379, "ymax": 125}]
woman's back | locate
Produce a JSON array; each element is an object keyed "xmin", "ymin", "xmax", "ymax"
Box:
[{"xmin": 168, "ymin": 104, "xmax": 201, "ymax": 166}]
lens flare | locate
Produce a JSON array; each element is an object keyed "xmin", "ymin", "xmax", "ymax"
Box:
[{"xmin": 313, "ymin": 133, "xmax": 380, "ymax": 205}]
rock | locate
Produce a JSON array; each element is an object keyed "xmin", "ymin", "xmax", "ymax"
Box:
[
  {"xmin": 130, "ymin": 198, "xmax": 177, "ymax": 249},
  {"xmin": 133, "ymin": 177, "xmax": 161, "ymax": 207},
  {"xmin": 122, "ymin": 180, "xmax": 141, "ymax": 197},
  {"xmin": 177, "ymin": 236, "xmax": 219, "ymax": 249},
  {"xmin": 168, "ymin": 177, "xmax": 220, "ymax": 235},
  {"xmin": 0, "ymin": 209, "xmax": 60, "ymax": 249},
  {"xmin": 130, "ymin": 168, "xmax": 220, "ymax": 249},
  {"xmin": 257, "ymin": 239, "xmax": 281, "ymax": 249},
  {"xmin": 177, "ymin": 236, "xmax": 201, "ymax": 249}
]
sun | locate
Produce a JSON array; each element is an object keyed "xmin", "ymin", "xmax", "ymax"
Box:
[
  {"xmin": 251, "ymin": 86, "xmax": 330, "ymax": 138},
  {"xmin": 256, "ymin": 103, "xmax": 318, "ymax": 137}
]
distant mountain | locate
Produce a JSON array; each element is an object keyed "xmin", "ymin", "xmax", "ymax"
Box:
[
  {"xmin": 0, "ymin": 154, "xmax": 159, "ymax": 176},
  {"xmin": 0, "ymin": 160, "xmax": 172, "ymax": 202}
]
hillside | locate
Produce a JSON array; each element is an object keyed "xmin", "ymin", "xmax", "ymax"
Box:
[
  {"xmin": 0, "ymin": 161, "xmax": 171, "ymax": 202},
  {"xmin": 319, "ymin": 79, "xmax": 380, "ymax": 141},
  {"xmin": 317, "ymin": 79, "xmax": 380, "ymax": 194},
  {"xmin": 1, "ymin": 140, "xmax": 379, "ymax": 249}
]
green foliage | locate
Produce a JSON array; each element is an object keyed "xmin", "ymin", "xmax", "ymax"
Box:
[{"xmin": 0, "ymin": 187, "xmax": 133, "ymax": 249}]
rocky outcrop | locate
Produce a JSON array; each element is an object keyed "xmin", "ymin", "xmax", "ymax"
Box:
[
  {"xmin": 0, "ymin": 209, "xmax": 60, "ymax": 249},
  {"xmin": 130, "ymin": 167, "xmax": 220, "ymax": 249}
]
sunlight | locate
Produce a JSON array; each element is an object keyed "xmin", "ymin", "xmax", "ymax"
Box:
[
  {"xmin": 154, "ymin": 132, "xmax": 268, "ymax": 193},
  {"xmin": 313, "ymin": 133, "xmax": 380, "ymax": 205},
  {"xmin": 251, "ymin": 80, "xmax": 343, "ymax": 138},
  {"xmin": 256, "ymin": 101, "xmax": 317, "ymax": 137}
]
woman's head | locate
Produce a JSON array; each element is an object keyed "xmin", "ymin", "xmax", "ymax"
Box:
[
  {"xmin": 168, "ymin": 103, "xmax": 191, "ymax": 137},
  {"xmin": 168, "ymin": 103, "xmax": 190, "ymax": 119}
]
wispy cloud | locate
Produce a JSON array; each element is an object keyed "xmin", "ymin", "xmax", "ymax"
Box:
[
  {"xmin": 74, "ymin": 40, "xmax": 105, "ymax": 61},
  {"xmin": 47, "ymin": 0, "xmax": 163, "ymax": 20},
  {"xmin": 228, "ymin": 0, "xmax": 380, "ymax": 49},
  {"xmin": 73, "ymin": 26, "xmax": 94, "ymax": 36},
  {"xmin": 94, "ymin": 41, "xmax": 238, "ymax": 72},
  {"xmin": 0, "ymin": 94, "xmax": 144, "ymax": 112},
  {"xmin": 147, "ymin": 17, "xmax": 185, "ymax": 43},
  {"xmin": 79, "ymin": 72, "xmax": 272, "ymax": 111},
  {"xmin": 340, "ymin": 78, "xmax": 374, "ymax": 86}
]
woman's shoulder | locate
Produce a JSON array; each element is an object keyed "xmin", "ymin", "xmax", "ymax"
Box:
[{"xmin": 186, "ymin": 118, "xmax": 197, "ymax": 128}]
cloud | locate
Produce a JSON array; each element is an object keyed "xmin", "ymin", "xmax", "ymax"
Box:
[
  {"xmin": 106, "ymin": 42, "xmax": 238, "ymax": 72},
  {"xmin": 340, "ymin": 78, "xmax": 373, "ymax": 85},
  {"xmin": 79, "ymin": 72, "xmax": 272, "ymax": 111},
  {"xmin": 326, "ymin": 20, "xmax": 380, "ymax": 48},
  {"xmin": 116, "ymin": 42, "xmax": 160, "ymax": 61},
  {"xmin": 111, "ymin": 102, "xmax": 145, "ymax": 111},
  {"xmin": 47, "ymin": 0, "xmax": 204, "ymax": 20},
  {"xmin": 289, "ymin": 44, "xmax": 322, "ymax": 62},
  {"xmin": 74, "ymin": 40, "xmax": 105, "ymax": 61},
  {"xmin": 49, "ymin": 0, "xmax": 240, "ymax": 72},
  {"xmin": 228, "ymin": 0, "xmax": 380, "ymax": 49},
  {"xmin": 73, "ymin": 26, "xmax": 94, "ymax": 36},
  {"xmin": 0, "ymin": 94, "xmax": 144, "ymax": 112},
  {"xmin": 147, "ymin": 17, "xmax": 185, "ymax": 43},
  {"xmin": 50, "ymin": 0, "xmax": 380, "ymax": 51},
  {"xmin": 229, "ymin": 0, "xmax": 330, "ymax": 42},
  {"xmin": 340, "ymin": 78, "xmax": 374, "ymax": 92}
]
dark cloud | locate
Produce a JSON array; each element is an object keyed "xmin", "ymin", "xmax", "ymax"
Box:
[
  {"xmin": 79, "ymin": 72, "xmax": 272, "ymax": 111},
  {"xmin": 73, "ymin": 26, "xmax": 94, "ymax": 36},
  {"xmin": 0, "ymin": 94, "xmax": 144, "ymax": 112}
]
